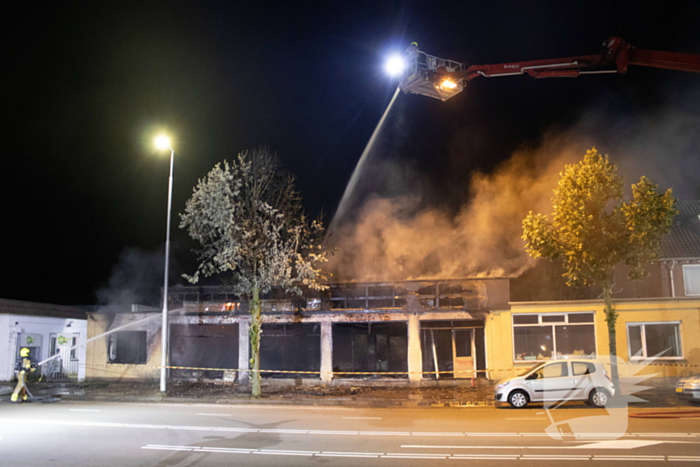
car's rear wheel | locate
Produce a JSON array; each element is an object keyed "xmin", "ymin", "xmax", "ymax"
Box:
[
  {"xmin": 589, "ymin": 388, "xmax": 610, "ymax": 407},
  {"xmin": 508, "ymin": 390, "xmax": 529, "ymax": 408}
]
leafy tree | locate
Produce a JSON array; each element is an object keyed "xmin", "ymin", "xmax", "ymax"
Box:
[
  {"xmin": 522, "ymin": 148, "xmax": 676, "ymax": 391},
  {"xmin": 180, "ymin": 147, "xmax": 328, "ymax": 397}
]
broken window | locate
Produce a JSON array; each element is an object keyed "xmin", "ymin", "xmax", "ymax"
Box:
[
  {"xmin": 108, "ymin": 331, "xmax": 147, "ymax": 364},
  {"xmin": 259, "ymin": 323, "xmax": 320, "ymax": 378},
  {"xmin": 170, "ymin": 324, "xmax": 239, "ymax": 379},
  {"xmin": 332, "ymin": 323, "xmax": 408, "ymax": 378},
  {"xmin": 421, "ymin": 320, "xmax": 485, "ymax": 379}
]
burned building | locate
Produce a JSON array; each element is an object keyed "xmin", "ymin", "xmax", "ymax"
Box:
[{"xmin": 86, "ymin": 278, "xmax": 509, "ymax": 384}]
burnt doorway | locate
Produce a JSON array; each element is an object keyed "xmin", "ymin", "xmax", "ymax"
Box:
[
  {"xmin": 259, "ymin": 323, "xmax": 320, "ymax": 378},
  {"xmin": 333, "ymin": 322, "xmax": 408, "ymax": 378},
  {"xmin": 170, "ymin": 324, "xmax": 239, "ymax": 379},
  {"xmin": 421, "ymin": 320, "xmax": 485, "ymax": 379}
]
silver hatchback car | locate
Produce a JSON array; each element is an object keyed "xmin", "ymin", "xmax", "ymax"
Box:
[
  {"xmin": 675, "ymin": 374, "xmax": 700, "ymax": 403},
  {"xmin": 495, "ymin": 359, "xmax": 615, "ymax": 408}
]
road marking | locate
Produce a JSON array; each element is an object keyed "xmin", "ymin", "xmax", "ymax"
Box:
[
  {"xmin": 4, "ymin": 418, "xmax": 698, "ymax": 440},
  {"xmin": 69, "ymin": 409, "xmax": 100, "ymax": 412},
  {"xmin": 141, "ymin": 445, "xmax": 700, "ymax": 462},
  {"xmin": 343, "ymin": 417, "xmax": 382, "ymax": 420},
  {"xmin": 505, "ymin": 418, "xmax": 548, "ymax": 420},
  {"xmin": 197, "ymin": 413, "xmax": 231, "ymax": 416},
  {"xmin": 402, "ymin": 440, "xmax": 676, "ymax": 450}
]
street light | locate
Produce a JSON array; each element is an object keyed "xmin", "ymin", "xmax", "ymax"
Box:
[{"xmin": 155, "ymin": 134, "xmax": 174, "ymax": 393}]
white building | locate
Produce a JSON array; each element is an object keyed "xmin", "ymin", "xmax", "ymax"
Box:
[{"xmin": 0, "ymin": 298, "xmax": 88, "ymax": 382}]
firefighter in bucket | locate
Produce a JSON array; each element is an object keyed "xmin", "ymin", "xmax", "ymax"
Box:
[{"xmin": 11, "ymin": 347, "xmax": 36, "ymax": 403}]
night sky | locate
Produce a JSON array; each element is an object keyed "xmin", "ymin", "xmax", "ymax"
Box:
[{"xmin": 4, "ymin": 1, "xmax": 700, "ymax": 305}]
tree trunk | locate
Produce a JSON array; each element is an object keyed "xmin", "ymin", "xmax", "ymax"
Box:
[
  {"xmin": 602, "ymin": 282, "xmax": 621, "ymax": 396},
  {"xmin": 249, "ymin": 286, "xmax": 262, "ymax": 397}
]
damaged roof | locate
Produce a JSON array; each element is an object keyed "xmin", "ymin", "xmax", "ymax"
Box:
[{"xmin": 660, "ymin": 200, "xmax": 700, "ymax": 259}]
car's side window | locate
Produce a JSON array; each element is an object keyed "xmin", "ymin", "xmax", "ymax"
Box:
[
  {"xmin": 542, "ymin": 362, "xmax": 569, "ymax": 378},
  {"xmin": 572, "ymin": 362, "xmax": 596, "ymax": 376}
]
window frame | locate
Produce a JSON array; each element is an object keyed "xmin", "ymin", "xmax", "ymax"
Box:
[
  {"xmin": 682, "ymin": 264, "xmax": 700, "ymax": 296},
  {"xmin": 626, "ymin": 321, "xmax": 684, "ymax": 360},
  {"xmin": 512, "ymin": 312, "xmax": 597, "ymax": 363},
  {"xmin": 107, "ymin": 331, "xmax": 148, "ymax": 365}
]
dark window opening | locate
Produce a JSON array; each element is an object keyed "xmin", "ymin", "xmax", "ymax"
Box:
[
  {"xmin": 170, "ymin": 324, "xmax": 239, "ymax": 379},
  {"xmin": 260, "ymin": 323, "xmax": 320, "ymax": 378},
  {"xmin": 108, "ymin": 331, "xmax": 147, "ymax": 364},
  {"xmin": 332, "ymin": 322, "xmax": 408, "ymax": 378}
]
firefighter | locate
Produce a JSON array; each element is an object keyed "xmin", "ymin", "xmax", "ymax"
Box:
[{"xmin": 11, "ymin": 347, "xmax": 36, "ymax": 404}]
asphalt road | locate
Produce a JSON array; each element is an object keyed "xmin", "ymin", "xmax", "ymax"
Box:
[{"xmin": 1, "ymin": 401, "xmax": 699, "ymax": 466}]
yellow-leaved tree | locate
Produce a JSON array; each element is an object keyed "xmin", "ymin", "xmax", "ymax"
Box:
[{"xmin": 522, "ymin": 148, "xmax": 677, "ymax": 391}]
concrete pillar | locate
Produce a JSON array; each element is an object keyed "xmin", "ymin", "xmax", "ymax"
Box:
[
  {"xmin": 407, "ymin": 314, "xmax": 422, "ymax": 384},
  {"xmin": 320, "ymin": 320, "xmax": 333, "ymax": 383},
  {"xmin": 238, "ymin": 319, "xmax": 250, "ymax": 384}
]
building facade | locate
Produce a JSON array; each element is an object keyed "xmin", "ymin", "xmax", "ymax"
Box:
[{"xmin": 0, "ymin": 298, "xmax": 88, "ymax": 382}]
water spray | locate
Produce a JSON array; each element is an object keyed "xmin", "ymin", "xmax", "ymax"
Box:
[
  {"xmin": 36, "ymin": 307, "xmax": 187, "ymax": 367},
  {"xmin": 327, "ymin": 86, "xmax": 401, "ymax": 235}
]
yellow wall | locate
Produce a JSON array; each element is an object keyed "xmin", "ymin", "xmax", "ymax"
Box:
[
  {"xmin": 486, "ymin": 299, "xmax": 700, "ymax": 382},
  {"xmin": 85, "ymin": 313, "xmax": 161, "ymax": 380}
]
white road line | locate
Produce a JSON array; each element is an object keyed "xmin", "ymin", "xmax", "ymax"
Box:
[
  {"xmin": 69, "ymin": 409, "xmax": 100, "ymax": 412},
  {"xmin": 322, "ymin": 451, "xmax": 384, "ymax": 456},
  {"xmin": 140, "ymin": 446, "xmax": 700, "ymax": 462},
  {"xmin": 260, "ymin": 429, "xmax": 309, "ymax": 434},
  {"xmin": 505, "ymin": 418, "xmax": 548, "ymax": 420},
  {"xmin": 196, "ymin": 413, "xmax": 231, "ymax": 416},
  {"xmin": 3, "ymin": 418, "xmax": 698, "ymax": 441},
  {"xmin": 144, "ymin": 446, "xmax": 190, "ymax": 452},
  {"xmin": 343, "ymin": 417, "xmax": 382, "ymax": 420}
]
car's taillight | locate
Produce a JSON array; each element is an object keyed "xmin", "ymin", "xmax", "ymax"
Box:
[{"xmin": 604, "ymin": 373, "xmax": 612, "ymax": 383}]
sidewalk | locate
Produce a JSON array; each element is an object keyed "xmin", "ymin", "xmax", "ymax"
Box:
[{"xmin": 2, "ymin": 380, "xmax": 695, "ymax": 408}]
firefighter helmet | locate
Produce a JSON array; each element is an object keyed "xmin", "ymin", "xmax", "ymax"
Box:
[{"xmin": 20, "ymin": 347, "xmax": 30, "ymax": 357}]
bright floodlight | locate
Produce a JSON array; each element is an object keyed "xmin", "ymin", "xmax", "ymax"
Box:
[
  {"xmin": 155, "ymin": 135, "xmax": 171, "ymax": 150},
  {"xmin": 441, "ymin": 79, "xmax": 457, "ymax": 89},
  {"xmin": 385, "ymin": 55, "xmax": 405, "ymax": 76}
]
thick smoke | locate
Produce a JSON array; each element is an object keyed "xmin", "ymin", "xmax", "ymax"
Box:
[
  {"xmin": 96, "ymin": 246, "xmax": 172, "ymax": 310},
  {"xmin": 327, "ymin": 87, "xmax": 700, "ymax": 282}
]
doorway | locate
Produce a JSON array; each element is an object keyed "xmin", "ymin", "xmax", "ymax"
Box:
[{"xmin": 421, "ymin": 320, "xmax": 485, "ymax": 379}]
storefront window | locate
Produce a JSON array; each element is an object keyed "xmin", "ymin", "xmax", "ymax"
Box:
[
  {"xmin": 627, "ymin": 322, "xmax": 682, "ymax": 359},
  {"xmin": 513, "ymin": 313, "xmax": 596, "ymax": 362}
]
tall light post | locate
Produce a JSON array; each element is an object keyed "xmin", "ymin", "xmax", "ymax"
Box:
[{"xmin": 155, "ymin": 134, "xmax": 174, "ymax": 393}]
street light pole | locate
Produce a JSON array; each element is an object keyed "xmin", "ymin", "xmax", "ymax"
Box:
[{"xmin": 155, "ymin": 135, "xmax": 174, "ymax": 394}]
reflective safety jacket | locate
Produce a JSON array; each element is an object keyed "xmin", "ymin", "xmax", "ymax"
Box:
[{"xmin": 15, "ymin": 357, "xmax": 34, "ymax": 373}]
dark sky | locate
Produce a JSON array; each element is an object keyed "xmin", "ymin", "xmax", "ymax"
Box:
[{"xmin": 3, "ymin": 1, "xmax": 700, "ymax": 305}]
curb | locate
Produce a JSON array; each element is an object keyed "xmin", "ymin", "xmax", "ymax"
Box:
[{"xmin": 54, "ymin": 394, "xmax": 496, "ymax": 408}]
